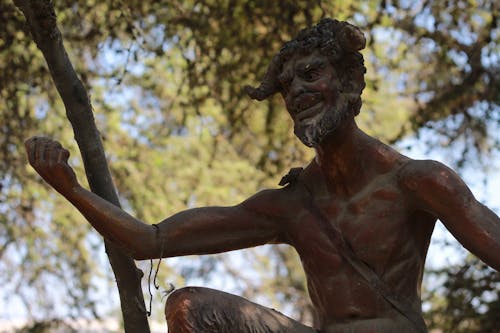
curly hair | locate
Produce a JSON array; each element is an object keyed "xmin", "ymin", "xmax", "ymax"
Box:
[{"xmin": 246, "ymin": 18, "xmax": 367, "ymax": 116}]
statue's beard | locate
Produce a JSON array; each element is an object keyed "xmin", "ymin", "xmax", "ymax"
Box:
[{"xmin": 294, "ymin": 98, "xmax": 350, "ymax": 147}]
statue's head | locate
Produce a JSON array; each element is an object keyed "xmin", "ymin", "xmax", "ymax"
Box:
[{"xmin": 245, "ymin": 19, "xmax": 366, "ymax": 147}]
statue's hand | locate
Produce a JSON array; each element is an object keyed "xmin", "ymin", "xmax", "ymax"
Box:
[{"xmin": 25, "ymin": 136, "xmax": 79, "ymax": 194}]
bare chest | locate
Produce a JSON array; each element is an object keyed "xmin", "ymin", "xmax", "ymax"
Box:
[{"xmin": 288, "ymin": 180, "xmax": 413, "ymax": 273}]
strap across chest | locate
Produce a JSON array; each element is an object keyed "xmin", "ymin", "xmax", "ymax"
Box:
[{"xmin": 279, "ymin": 167, "xmax": 428, "ymax": 333}]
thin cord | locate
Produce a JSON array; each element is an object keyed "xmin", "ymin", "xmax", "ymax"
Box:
[
  {"xmin": 147, "ymin": 259, "xmax": 154, "ymax": 316},
  {"xmin": 154, "ymin": 227, "xmax": 165, "ymax": 289},
  {"xmin": 146, "ymin": 224, "xmax": 165, "ymax": 316}
]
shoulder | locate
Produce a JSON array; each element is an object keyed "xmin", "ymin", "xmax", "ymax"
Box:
[
  {"xmin": 397, "ymin": 159, "xmax": 459, "ymax": 187},
  {"xmin": 239, "ymin": 181, "xmax": 302, "ymax": 220},
  {"xmin": 396, "ymin": 159, "xmax": 471, "ymax": 202}
]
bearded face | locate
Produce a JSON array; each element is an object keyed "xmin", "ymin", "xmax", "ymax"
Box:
[{"xmin": 280, "ymin": 52, "xmax": 352, "ymax": 147}]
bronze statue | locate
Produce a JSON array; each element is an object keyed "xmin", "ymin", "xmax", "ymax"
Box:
[{"xmin": 25, "ymin": 19, "xmax": 500, "ymax": 333}]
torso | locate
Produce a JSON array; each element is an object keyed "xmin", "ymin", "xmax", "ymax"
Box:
[{"xmin": 281, "ymin": 150, "xmax": 436, "ymax": 331}]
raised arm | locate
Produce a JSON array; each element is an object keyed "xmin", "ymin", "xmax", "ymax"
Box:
[
  {"xmin": 25, "ymin": 137, "xmax": 288, "ymax": 260},
  {"xmin": 399, "ymin": 160, "xmax": 500, "ymax": 271}
]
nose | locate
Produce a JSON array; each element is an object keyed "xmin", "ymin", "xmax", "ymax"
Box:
[
  {"xmin": 289, "ymin": 78, "xmax": 305, "ymax": 99},
  {"xmin": 284, "ymin": 80, "xmax": 306, "ymax": 115}
]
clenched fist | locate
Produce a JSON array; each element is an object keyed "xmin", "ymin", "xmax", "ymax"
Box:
[{"xmin": 25, "ymin": 136, "xmax": 79, "ymax": 194}]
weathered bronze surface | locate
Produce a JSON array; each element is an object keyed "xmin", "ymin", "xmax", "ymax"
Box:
[{"xmin": 25, "ymin": 19, "xmax": 500, "ymax": 333}]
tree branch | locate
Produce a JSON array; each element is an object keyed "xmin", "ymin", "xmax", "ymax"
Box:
[{"xmin": 14, "ymin": 1, "xmax": 150, "ymax": 331}]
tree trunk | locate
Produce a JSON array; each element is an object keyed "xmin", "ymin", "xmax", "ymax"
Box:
[{"xmin": 14, "ymin": 1, "xmax": 150, "ymax": 332}]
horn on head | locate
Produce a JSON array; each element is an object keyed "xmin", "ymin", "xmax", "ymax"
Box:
[
  {"xmin": 245, "ymin": 54, "xmax": 281, "ymax": 101},
  {"xmin": 339, "ymin": 23, "xmax": 366, "ymax": 52}
]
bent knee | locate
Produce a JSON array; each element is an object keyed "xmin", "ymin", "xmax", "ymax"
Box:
[
  {"xmin": 166, "ymin": 287, "xmax": 233, "ymax": 332},
  {"xmin": 165, "ymin": 287, "xmax": 195, "ymax": 315},
  {"xmin": 164, "ymin": 287, "xmax": 309, "ymax": 333},
  {"xmin": 165, "ymin": 287, "xmax": 202, "ymax": 332},
  {"xmin": 165, "ymin": 287, "xmax": 218, "ymax": 319}
]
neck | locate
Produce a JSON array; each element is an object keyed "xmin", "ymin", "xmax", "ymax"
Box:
[{"xmin": 314, "ymin": 118, "xmax": 368, "ymax": 196}]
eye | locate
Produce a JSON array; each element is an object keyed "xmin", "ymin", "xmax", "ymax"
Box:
[
  {"xmin": 302, "ymin": 66, "xmax": 322, "ymax": 82},
  {"xmin": 301, "ymin": 61, "xmax": 327, "ymax": 82},
  {"xmin": 303, "ymin": 70, "xmax": 318, "ymax": 81}
]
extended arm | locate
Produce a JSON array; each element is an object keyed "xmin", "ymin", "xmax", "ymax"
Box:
[
  {"xmin": 399, "ymin": 160, "xmax": 500, "ymax": 271},
  {"xmin": 25, "ymin": 137, "xmax": 287, "ymax": 260}
]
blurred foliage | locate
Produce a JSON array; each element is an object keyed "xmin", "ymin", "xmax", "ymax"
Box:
[
  {"xmin": 424, "ymin": 256, "xmax": 500, "ymax": 332},
  {"xmin": 0, "ymin": 0, "xmax": 498, "ymax": 331}
]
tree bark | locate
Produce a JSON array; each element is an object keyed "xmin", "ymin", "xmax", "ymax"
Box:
[{"xmin": 14, "ymin": 1, "xmax": 150, "ymax": 332}]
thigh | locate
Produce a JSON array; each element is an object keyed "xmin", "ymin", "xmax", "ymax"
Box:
[{"xmin": 166, "ymin": 286, "xmax": 317, "ymax": 333}]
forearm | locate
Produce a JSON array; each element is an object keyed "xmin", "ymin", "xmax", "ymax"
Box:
[
  {"xmin": 65, "ymin": 185, "xmax": 156, "ymax": 259},
  {"xmin": 65, "ymin": 186, "xmax": 282, "ymax": 260},
  {"xmin": 24, "ymin": 137, "xmax": 282, "ymax": 259}
]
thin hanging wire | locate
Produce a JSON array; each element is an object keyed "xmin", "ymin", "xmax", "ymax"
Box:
[{"xmin": 147, "ymin": 224, "xmax": 165, "ymax": 316}]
